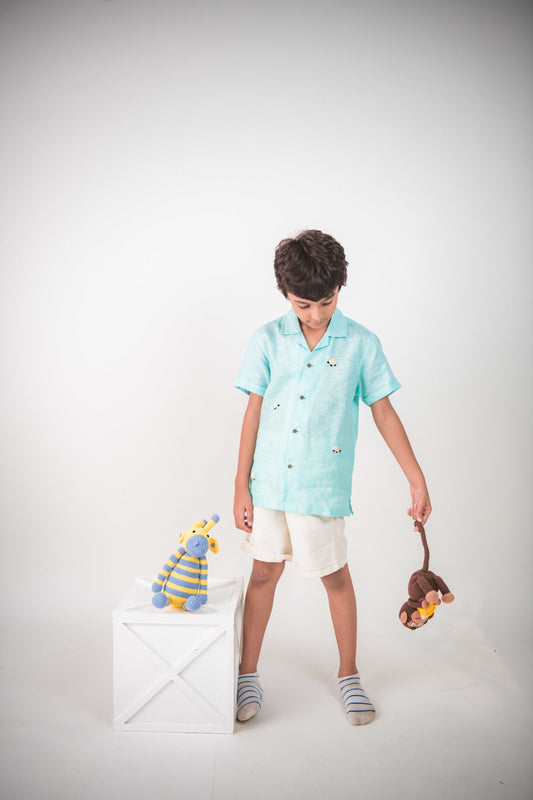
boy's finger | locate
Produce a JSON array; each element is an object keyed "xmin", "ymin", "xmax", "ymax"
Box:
[
  {"xmin": 234, "ymin": 508, "xmax": 245, "ymax": 531},
  {"xmin": 246, "ymin": 505, "xmax": 254, "ymax": 529}
]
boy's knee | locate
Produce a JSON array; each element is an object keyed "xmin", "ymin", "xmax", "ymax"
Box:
[
  {"xmin": 321, "ymin": 563, "xmax": 350, "ymax": 591},
  {"xmin": 251, "ymin": 560, "xmax": 285, "ymax": 585}
]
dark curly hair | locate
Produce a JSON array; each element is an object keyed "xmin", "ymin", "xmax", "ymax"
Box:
[{"xmin": 274, "ymin": 230, "xmax": 348, "ymax": 301}]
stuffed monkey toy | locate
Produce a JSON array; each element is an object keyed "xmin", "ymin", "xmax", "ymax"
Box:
[{"xmin": 399, "ymin": 521, "xmax": 454, "ymax": 629}]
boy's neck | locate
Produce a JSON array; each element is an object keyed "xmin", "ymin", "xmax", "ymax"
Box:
[
  {"xmin": 299, "ymin": 319, "xmax": 330, "ymax": 351},
  {"xmin": 286, "ymin": 290, "xmax": 340, "ymax": 350}
]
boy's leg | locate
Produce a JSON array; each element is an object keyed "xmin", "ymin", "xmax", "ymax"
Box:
[
  {"xmin": 321, "ymin": 564, "xmax": 375, "ymax": 725},
  {"xmin": 321, "ymin": 563, "xmax": 358, "ymax": 676},
  {"xmin": 237, "ymin": 559, "xmax": 285, "ymax": 722},
  {"xmin": 240, "ymin": 558, "xmax": 285, "ymax": 674}
]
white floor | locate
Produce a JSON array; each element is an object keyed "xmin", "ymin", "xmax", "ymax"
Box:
[{"xmin": 1, "ymin": 584, "xmax": 531, "ymax": 800}]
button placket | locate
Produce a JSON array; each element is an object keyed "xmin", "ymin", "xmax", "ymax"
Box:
[
  {"xmin": 286, "ymin": 399, "xmax": 303, "ymax": 474},
  {"xmin": 285, "ymin": 355, "xmax": 315, "ymax": 475}
]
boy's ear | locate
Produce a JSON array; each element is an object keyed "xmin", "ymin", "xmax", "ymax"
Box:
[{"xmin": 209, "ymin": 538, "xmax": 219, "ymax": 554}]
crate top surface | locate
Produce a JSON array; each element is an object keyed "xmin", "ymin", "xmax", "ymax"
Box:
[{"xmin": 114, "ymin": 576, "xmax": 244, "ymax": 624}]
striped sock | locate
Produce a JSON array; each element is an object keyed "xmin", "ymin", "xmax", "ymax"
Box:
[
  {"xmin": 338, "ymin": 673, "xmax": 376, "ymax": 726},
  {"xmin": 236, "ymin": 673, "xmax": 263, "ymax": 722}
]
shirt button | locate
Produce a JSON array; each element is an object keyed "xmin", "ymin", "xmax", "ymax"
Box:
[
  {"xmin": 307, "ymin": 363, "xmax": 312, "ymax": 368},
  {"xmin": 299, "ymin": 395, "xmax": 305, "ymax": 400},
  {"xmin": 288, "ymin": 464, "xmax": 293, "ymax": 469},
  {"xmin": 292, "ymin": 428, "xmax": 298, "ymax": 433}
]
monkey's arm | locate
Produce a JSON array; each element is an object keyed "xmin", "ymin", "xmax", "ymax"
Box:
[
  {"xmin": 413, "ymin": 573, "xmax": 441, "ymax": 602},
  {"xmin": 432, "ymin": 573, "xmax": 455, "ymax": 603}
]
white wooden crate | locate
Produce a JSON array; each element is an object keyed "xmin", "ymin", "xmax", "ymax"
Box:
[{"xmin": 113, "ymin": 576, "xmax": 244, "ymax": 734}]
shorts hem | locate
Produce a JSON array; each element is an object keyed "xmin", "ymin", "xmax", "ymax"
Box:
[
  {"xmin": 241, "ymin": 538, "xmax": 293, "ymax": 563},
  {"xmin": 298, "ymin": 559, "xmax": 347, "ymax": 578}
]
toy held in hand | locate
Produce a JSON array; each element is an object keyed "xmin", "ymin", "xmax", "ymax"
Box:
[
  {"xmin": 399, "ymin": 520, "xmax": 454, "ymax": 629},
  {"xmin": 152, "ymin": 514, "xmax": 220, "ymax": 612}
]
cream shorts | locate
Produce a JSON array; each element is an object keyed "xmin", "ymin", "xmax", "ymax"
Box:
[{"xmin": 241, "ymin": 507, "xmax": 347, "ymax": 578}]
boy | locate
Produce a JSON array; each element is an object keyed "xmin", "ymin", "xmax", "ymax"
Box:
[{"xmin": 233, "ymin": 230, "xmax": 431, "ymax": 726}]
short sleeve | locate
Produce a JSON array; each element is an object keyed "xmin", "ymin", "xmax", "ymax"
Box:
[
  {"xmin": 359, "ymin": 333, "xmax": 401, "ymax": 406},
  {"xmin": 234, "ymin": 329, "xmax": 271, "ymax": 397}
]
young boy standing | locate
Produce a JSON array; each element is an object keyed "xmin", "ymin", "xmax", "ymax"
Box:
[{"xmin": 233, "ymin": 230, "xmax": 431, "ymax": 726}]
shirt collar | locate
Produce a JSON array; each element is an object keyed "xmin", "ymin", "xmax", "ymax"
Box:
[{"xmin": 280, "ymin": 307, "xmax": 347, "ymax": 338}]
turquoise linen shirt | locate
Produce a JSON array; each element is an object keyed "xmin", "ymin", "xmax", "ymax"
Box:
[{"xmin": 234, "ymin": 308, "xmax": 401, "ymax": 517}]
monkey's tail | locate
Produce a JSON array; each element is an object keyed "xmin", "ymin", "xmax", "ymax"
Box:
[{"xmin": 414, "ymin": 521, "xmax": 430, "ymax": 571}]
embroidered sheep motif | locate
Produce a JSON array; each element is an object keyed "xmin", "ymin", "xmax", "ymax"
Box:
[
  {"xmin": 332, "ymin": 446, "xmax": 341, "ymax": 453},
  {"xmin": 251, "ymin": 473, "xmax": 256, "ymax": 480},
  {"xmin": 327, "ymin": 359, "xmax": 338, "ymax": 367},
  {"xmin": 273, "ymin": 403, "xmax": 280, "ymax": 410}
]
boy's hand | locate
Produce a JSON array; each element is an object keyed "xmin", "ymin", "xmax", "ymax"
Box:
[
  {"xmin": 234, "ymin": 488, "xmax": 254, "ymax": 532},
  {"xmin": 407, "ymin": 482, "xmax": 432, "ymax": 525}
]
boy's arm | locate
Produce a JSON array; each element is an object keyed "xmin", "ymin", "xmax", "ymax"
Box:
[
  {"xmin": 370, "ymin": 396, "xmax": 432, "ymax": 524},
  {"xmin": 234, "ymin": 392, "xmax": 263, "ymax": 532}
]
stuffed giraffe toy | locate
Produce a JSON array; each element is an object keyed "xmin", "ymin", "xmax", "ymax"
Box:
[{"xmin": 152, "ymin": 514, "xmax": 219, "ymax": 611}]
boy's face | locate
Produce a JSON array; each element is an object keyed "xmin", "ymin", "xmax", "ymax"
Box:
[{"xmin": 286, "ymin": 289, "xmax": 339, "ymax": 334}]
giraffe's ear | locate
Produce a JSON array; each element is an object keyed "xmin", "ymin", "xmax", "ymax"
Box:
[{"xmin": 209, "ymin": 538, "xmax": 219, "ymax": 554}]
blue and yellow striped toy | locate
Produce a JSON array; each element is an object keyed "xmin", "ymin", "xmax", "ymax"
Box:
[{"xmin": 152, "ymin": 515, "xmax": 219, "ymax": 612}]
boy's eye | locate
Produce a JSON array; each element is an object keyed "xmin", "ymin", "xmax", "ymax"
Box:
[{"xmin": 297, "ymin": 301, "xmax": 332, "ymax": 308}]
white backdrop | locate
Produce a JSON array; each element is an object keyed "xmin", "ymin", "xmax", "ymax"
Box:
[{"xmin": 1, "ymin": 0, "xmax": 531, "ymax": 673}]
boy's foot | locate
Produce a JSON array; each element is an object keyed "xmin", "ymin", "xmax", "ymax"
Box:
[
  {"xmin": 338, "ymin": 673, "xmax": 376, "ymax": 726},
  {"xmin": 236, "ymin": 673, "xmax": 263, "ymax": 722}
]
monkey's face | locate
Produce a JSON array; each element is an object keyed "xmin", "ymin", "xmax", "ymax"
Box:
[{"xmin": 408, "ymin": 610, "xmax": 428, "ymax": 629}]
